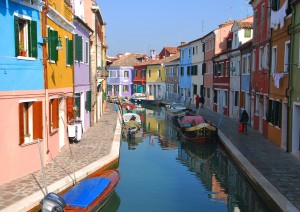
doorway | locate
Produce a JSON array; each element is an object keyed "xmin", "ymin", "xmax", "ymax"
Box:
[{"xmin": 292, "ymin": 104, "xmax": 300, "ymax": 157}]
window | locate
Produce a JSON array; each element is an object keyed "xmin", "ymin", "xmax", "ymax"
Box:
[
  {"xmin": 252, "ymin": 50, "xmax": 256, "ymax": 72},
  {"xmin": 187, "ymin": 66, "xmax": 191, "ymax": 76},
  {"xmin": 284, "ymin": 41, "xmax": 290, "ymax": 72},
  {"xmin": 134, "ymin": 70, "xmax": 138, "ymax": 77},
  {"xmin": 225, "ymin": 61, "xmax": 229, "ymax": 76},
  {"xmin": 207, "ymin": 88, "xmax": 210, "ymax": 98},
  {"xmin": 202, "ymin": 42, "xmax": 205, "ymax": 52},
  {"xmin": 142, "ymin": 69, "xmax": 146, "ymax": 77},
  {"xmin": 196, "ymin": 46, "xmax": 198, "ymax": 54},
  {"xmin": 254, "ymin": 10, "xmax": 258, "ymax": 36},
  {"xmin": 148, "ymin": 70, "xmax": 151, "ymax": 77},
  {"xmin": 234, "ymin": 91, "xmax": 239, "ymax": 106},
  {"xmin": 247, "ymin": 55, "xmax": 250, "ymax": 74},
  {"xmin": 242, "ymin": 56, "xmax": 246, "ymax": 74},
  {"xmin": 261, "ymin": 4, "xmax": 265, "ymax": 24},
  {"xmin": 123, "ymin": 85, "xmax": 129, "ymax": 92},
  {"xmin": 213, "ymin": 90, "xmax": 218, "ymax": 103},
  {"xmin": 188, "ymin": 48, "xmax": 191, "ymax": 57},
  {"xmin": 124, "ymin": 71, "xmax": 129, "ymax": 78},
  {"xmin": 14, "ymin": 16, "xmax": 38, "ymax": 58},
  {"xmin": 158, "ymin": 69, "xmax": 161, "ymax": 77},
  {"xmin": 193, "ymin": 84, "xmax": 197, "ymax": 95},
  {"xmin": 180, "ymin": 67, "xmax": 184, "ymax": 76},
  {"xmin": 234, "ymin": 33, "xmax": 238, "ymax": 48},
  {"xmin": 244, "ymin": 29, "xmax": 251, "ymax": 38},
  {"xmin": 85, "ymin": 90, "xmax": 91, "ymax": 112},
  {"xmin": 265, "ymin": 44, "xmax": 270, "ymax": 69},
  {"xmin": 75, "ymin": 34, "xmax": 83, "ymax": 62},
  {"xmin": 259, "ymin": 47, "xmax": 263, "ymax": 70},
  {"xmin": 268, "ymin": 99, "xmax": 281, "ymax": 127},
  {"xmin": 272, "ymin": 0, "xmax": 280, "ymax": 11},
  {"xmin": 19, "ymin": 101, "xmax": 43, "ymax": 145},
  {"xmin": 193, "ymin": 47, "xmax": 195, "ymax": 55},
  {"xmin": 271, "ymin": 46, "xmax": 277, "ymax": 73},
  {"xmin": 223, "ymin": 91, "xmax": 228, "ymax": 106},
  {"xmin": 85, "ymin": 41, "xmax": 89, "ymax": 64},
  {"xmin": 110, "ymin": 70, "xmax": 117, "ymax": 78},
  {"xmin": 65, "ymin": 37, "xmax": 74, "ymax": 65},
  {"xmin": 181, "ymin": 50, "xmax": 184, "ymax": 58},
  {"xmin": 114, "ymin": 85, "xmax": 119, "ymax": 92},
  {"xmin": 50, "ymin": 98, "xmax": 59, "ymax": 132},
  {"xmin": 47, "ymin": 28, "xmax": 59, "ymax": 61},
  {"xmin": 255, "ymin": 94, "xmax": 259, "ymax": 114}
]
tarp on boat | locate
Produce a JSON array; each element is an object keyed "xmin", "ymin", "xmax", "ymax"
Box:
[
  {"xmin": 62, "ymin": 177, "xmax": 111, "ymax": 208},
  {"xmin": 179, "ymin": 116, "xmax": 205, "ymax": 127}
]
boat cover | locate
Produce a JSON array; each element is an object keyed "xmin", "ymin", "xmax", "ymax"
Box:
[
  {"xmin": 62, "ymin": 177, "xmax": 111, "ymax": 208},
  {"xmin": 179, "ymin": 116, "xmax": 205, "ymax": 127}
]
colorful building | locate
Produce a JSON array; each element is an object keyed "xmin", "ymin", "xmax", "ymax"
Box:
[
  {"xmin": 72, "ymin": 4, "xmax": 93, "ymax": 131},
  {"xmin": 0, "ymin": 0, "xmax": 44, "ymax": 184},
  {"xmin": 288, "ymin": 0, "xmax": 300, "ymax": 157},
  {"xmin": 165, "ymin": 54, "xmax": 180, "ymax": 100},
  {"xmin": 133, "ymin": 56, "xmax": 148, "ymax": 93},
  {"xmin": 268, "ymin": 0, "xmax": 291, "ymax": 149},
  {"xmin": 179, "ymin": 42, "xmax": 192, "ymax": 98}
]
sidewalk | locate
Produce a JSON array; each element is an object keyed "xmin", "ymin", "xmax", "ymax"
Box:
[
  {"xmin": 0, "ymin": 103, "xmax": 121, "ymax": 212},
  {"xmin": 195, "ymin": 105, "xmax": 300, "ymax": 211}
]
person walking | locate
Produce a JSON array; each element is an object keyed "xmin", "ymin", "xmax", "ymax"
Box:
[
  {"xmin": 200, "ymin": 95, "xmax": 205, "ymax": 108},
  {"xmin": 195, "ymin": 95, "xmax": 200, "ymax": 109},
  {"xmin": 240, "ymin": 110, "xmax": 249, "ymax": 134}
]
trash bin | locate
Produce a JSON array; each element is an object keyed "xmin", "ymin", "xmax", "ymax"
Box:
[
  {"xmin": 74, "ymin": 120, "xmax": 83, "ymax": 141},
  {"xmin": 67, "ymin": 119, "xmax": 83, "ymax": 143}
]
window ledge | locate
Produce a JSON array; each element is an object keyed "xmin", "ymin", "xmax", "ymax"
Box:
[
  {"xmin": 17, "ymin": 56, "xmax": 35, "ymax": 61},
  {"xmin": 20, "ymin": 139, "xmax": 43, "ymax": 147}
]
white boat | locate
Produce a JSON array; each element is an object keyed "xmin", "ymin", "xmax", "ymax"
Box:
[{"xmin": 123, "ymin": 113, "xmax": 141, "ymax": 124}]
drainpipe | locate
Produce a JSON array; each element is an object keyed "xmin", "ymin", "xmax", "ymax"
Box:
[{"xmin": 42, "ymin": 0, "xmax": 50, "ymax": 154}]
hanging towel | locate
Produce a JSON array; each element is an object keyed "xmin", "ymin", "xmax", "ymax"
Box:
[{"xmin": 272, "ymin": 73, "xmax": 285, "ymax": 88}]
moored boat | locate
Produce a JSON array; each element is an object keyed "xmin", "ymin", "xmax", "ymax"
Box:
[
  {"xmin": 41, "ymin": 169, "xmax": 120, "ymax": 212},
  {"xmin": 129, "ymin": 93, "xmax": 147, "ymax": 104},
  {"xmin": 140, "ymin": 99, "xmax": 161, "ymax": 106},
  {"xmin": 178, "ymin": 116, "xmax": 217, "ymax": 142}
]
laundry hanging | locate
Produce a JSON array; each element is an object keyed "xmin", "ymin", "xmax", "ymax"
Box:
[
  {"xmin": 272, "ymin": 73, "xmax": 285, "ymax": 88},
  {"xmin": 270, "ymin": 0, "xmax": 288, "ymax": 29}
]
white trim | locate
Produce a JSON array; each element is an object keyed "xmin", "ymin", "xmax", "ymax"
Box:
[
  {"xmin": 19, "ymin": 99, "xmax": 37, "ymax": 103},
  {"xmin": 13, "ymin": 13, "xmax": 32, "ymax": 21},
  {"xmin": 47, "ymin": 6, "xmax": 76, "ymax": 34},
  {"xmin": 284, "ymin": 40, "xmax": 290, "ymax": 72}
]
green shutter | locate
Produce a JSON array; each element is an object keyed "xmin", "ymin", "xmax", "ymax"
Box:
[
  {"xmin": 68, "ymin": 39, "xmax": 73, "ymax": 65},
  {"xmin": 75, "ymin": 34, "xmax": 79, "ymax": 61},
  {"xmin": 75, "ymin": 94, "xmax": 81, "ymax": 117},
  {"xmin": 78, "ymin": 36, "xmax": 83, "ymax": 62},
  {"xmin": 52, "ymin": 30, "xmax": 58, "ymax": 61},
  {"xmin": 65, "ymin": 37, "xmax": 69, "ymax": 64},
  {"xmin": 85, "ymin": 90, "xmax": 91, "ymax": 112},
  {"xmin": 30, "ymin": 21, "xmax": 38, "ymax": 58},
  {"xmin": 14, "ymin": 16, "xmax": 20, "ymax": 57},
  {"xmin": 202, "ymin": 42, "xmax": 205, "ymax": 52}
]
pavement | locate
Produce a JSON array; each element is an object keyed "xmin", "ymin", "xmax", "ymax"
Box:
[
  {"xmin": 0, "ymin": 103, "xmax": 122, "ymax": 212},
  {"xmin": 0, "ymin": 101, "xmax": 300, "ymax": 211}
]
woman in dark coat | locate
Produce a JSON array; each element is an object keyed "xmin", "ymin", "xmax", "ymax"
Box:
[{"xmin": 240, "ymin": 110, "xmax": 249, "ymax": 134}]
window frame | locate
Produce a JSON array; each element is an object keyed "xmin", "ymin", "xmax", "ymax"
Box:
[
  {"xmin": 284, "ymin": 40, "xmax": 290, "ymax": 72},
  {"xmin": 271, "ymin": 46, "xmax": 277, "ymax": 73}
]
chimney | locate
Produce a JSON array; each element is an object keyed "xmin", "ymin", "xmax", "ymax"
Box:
[
  {"xmin": 180, "ymin": 41, "xmax": 186, "ymax": 46},
  {"xmin": 150, "ymin": 50, "xmax": 156, "ymax": 60}
]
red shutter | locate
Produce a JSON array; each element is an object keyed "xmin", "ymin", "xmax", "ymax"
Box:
[
  {"xmin": 19, "ymin": 103, "xmax": 24, "ymax": 145},
  {"xmin": 33, "ymin": 101, "xmax": 43, "ymax": 140},
  {"xmin": 53, "ymin": 99, "xmax": 59, "ymax": 129},
  {"xmin": 67, "ymin": 97, "xmax": 74, "ymax": 122}
]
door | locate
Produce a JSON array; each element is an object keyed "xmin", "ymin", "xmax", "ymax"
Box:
[
  {"xmin": 281, "ymin": 102, "xmax": 288, "ymax": 151},
  {"xmin": 259, "ymin": 98, "xmax": 264, "ymax": 133},
  {"xmin": 292, "ymin": 104, "xmax": 300, "ymax": 157}
]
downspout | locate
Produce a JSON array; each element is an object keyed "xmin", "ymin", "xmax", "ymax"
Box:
[
  {"xmin": 89, "ymin": 30, "xmax": 93, "ymax": 127},
  {"xmin": 94, "ymin": 10, "xmax": 98, "ymax": 125},
  {"xmin": 42, "ymin": 0, "xmax": 50, "ymax": 154}
]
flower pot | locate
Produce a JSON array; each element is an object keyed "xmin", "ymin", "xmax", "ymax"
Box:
[{"xmin": 20, "ymin": 51, "xmax": 26, "ymax": 56}]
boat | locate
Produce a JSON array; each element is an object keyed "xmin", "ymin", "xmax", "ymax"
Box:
[
  {"xmin": 178, "ymin": 115, "xmax": 217, "ymax": 142},
  {"xmin": 129, "ymin": 93, "xmax": 147, "ymax": 104},
  {"xmin": 123, "ymin": 112, "xmax": 141, "ymax": 124},
  {"xmin": 170, "ymin": 97, "xmax": 192, "ymax": 110},
  {"xmin": 41, "ymin": 169, "xmax": 120, "ymax": 212},
  {"xmin": 166, "ymin": 108, "xmax": 195, "ymax": 129},
  {"xmin": 140, "ymin": 99, "xmax": 161, "ymax": 106}
]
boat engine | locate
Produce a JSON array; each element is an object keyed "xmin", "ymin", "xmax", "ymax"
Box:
[
  {"xmin": 40, "ymin": 192, "xmax": 66, "ymax": 212},
  {"xmin": 127, "ymin": 127, "xmax": 137, "ymax": 139}
]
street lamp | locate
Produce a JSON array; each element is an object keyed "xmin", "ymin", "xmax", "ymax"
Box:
[{"xmin": 42, "ymin": 36, "xmax": 63, "ymax": 50}]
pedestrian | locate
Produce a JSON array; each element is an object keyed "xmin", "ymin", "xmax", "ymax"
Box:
[
  {"xmin": 200, "ymin": 95, "xmax": 205, "ymax": 108},
  {"xmin": 240, "ymin": 109, "xmax": 249, "ymax": 134},
  {"xmin": 195, "ymin": 94, "xmax": 200, "ymax": 109}
]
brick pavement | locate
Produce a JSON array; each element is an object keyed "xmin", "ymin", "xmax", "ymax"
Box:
[{"xmin": 0, "ymin": 103, "xmax": 119, "ymax": 212}]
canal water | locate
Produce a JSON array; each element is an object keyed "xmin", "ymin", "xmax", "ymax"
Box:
[{"xmin": 101, "ymin": 106, "xmax": 271, "ymax": 212}]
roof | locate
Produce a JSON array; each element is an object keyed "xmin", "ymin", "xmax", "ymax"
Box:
[
  {"xmin": 159, "ymin": 47, "xmax": 179, "ymax": 55},
  {"xmin": 110, "ymin": 53, "xmax": 146, "ymax": 66},
  {"xmin": 235, "ymin": 21, "xmax": 253, "ymax": 29}
]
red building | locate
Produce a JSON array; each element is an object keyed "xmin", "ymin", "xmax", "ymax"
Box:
[
  {"xmin": 249, "ymin": 0, "xmax": 271, "ymax": 137},
  {"xmin": 158, "ymin": 46, "xmax": 179, "ymax": 59},
  {"xmin": 133, "ymin": 63, "xmax": 147, "ymax": 93}
]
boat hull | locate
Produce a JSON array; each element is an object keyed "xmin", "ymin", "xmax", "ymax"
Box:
[{"xmin": 64, "ymin": 169, "xmax": 120, "ymax": 212}]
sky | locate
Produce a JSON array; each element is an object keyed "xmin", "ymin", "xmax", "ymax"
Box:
[{"xmin": 97, "ymin": 0, "xmax": 252, "ymax": 57}]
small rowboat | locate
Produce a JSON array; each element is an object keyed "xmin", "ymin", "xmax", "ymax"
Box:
[{"xmin": 41, "ymin": 170, "xmax": 120, "ymax": 212}]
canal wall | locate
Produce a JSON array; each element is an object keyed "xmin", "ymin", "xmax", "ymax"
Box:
[{"xmin": 217, "ymin": 130, "xmax": 298, "ymax": 212}]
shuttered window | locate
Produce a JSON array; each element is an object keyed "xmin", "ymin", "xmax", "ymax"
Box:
[
  {"xmin": 14, "ymin": 16, "xmax": 38, "ymax": 58},
  {"xmin": 48, "ymin": 28, "xmax": 58, "ymax": 61},
  {"xmin": 66, "ymin": 37, "xmax": 73, "ymax": 65},
  {"xmin": 67, "ymin": 97, "xmax": 74, "ymax": 122},
  {"xmin": 49, "ymin": 98, "xmax": 59, "ymax": 132},
  {"xmin": 85, "ymin": 90, "xmax": 91, "ymax": 112},
  {"xmin": 19, "ymin": 101, "xmax": 43, "ymax": 145},
  {"xmin": 75, "ymin": 93, "xmax": 81, "ymax": 118},
  {"xmin": 75, "ymin": 34, "xmax": 83, "ymax": 62}
]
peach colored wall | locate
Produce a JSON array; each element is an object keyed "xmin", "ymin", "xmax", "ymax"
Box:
[
  {"xmin": 0, "ymin": 90, "xmax": 45, "ymax": 184},
  {"xmin": 215, "ymin": 24, "xmax": 233, "ymax": 54},
  {"xmin": 268, "ymin": 124, "xmax": 282, "ymax": 146}
]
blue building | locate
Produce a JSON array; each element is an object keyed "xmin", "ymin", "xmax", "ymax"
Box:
[
  {"xmin": 0, "ymin": 0, "xmax": 45, "ymax": 184},
  {"xmin": 179, "ymin": 42, "xmax": 192, "ymax": 98}
]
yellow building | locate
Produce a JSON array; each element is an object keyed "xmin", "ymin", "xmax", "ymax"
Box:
[{"xmin": 42, "ymin": 0, "xmax": 75, "ymax": 159}]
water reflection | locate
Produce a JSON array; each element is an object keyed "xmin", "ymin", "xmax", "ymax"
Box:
[{"xmin": 99, "ymin": 191, "xmax": 120, "ymax": 212}]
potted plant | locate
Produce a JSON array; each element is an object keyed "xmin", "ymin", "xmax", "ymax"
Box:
[{"xmin": 19, "ymin": 41, "xmax": 26, "ymax": 56}]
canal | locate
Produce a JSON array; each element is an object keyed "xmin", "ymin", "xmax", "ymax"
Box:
[{"xmin": 101, "ymin": 106, "xmax": 271, "ymax": 212}]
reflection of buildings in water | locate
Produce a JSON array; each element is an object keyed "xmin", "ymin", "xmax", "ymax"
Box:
[
  {"xmin": 123, "ymin": 137, "xmax": 143, "ymax": 150},
  {"xmin": 213, "ymin": 147, "xmax": 271, "ymax": 212},
  {"xmin": 211, "ymin": 174, "xmax": 228, "ymax": 204},
  {"xmin": 157, "ymin": 135, "xmax": 178, "ymax": 150},
  {"xmin": 99, "ymin": 191, "xmax": 120, "ymax": 211}
]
